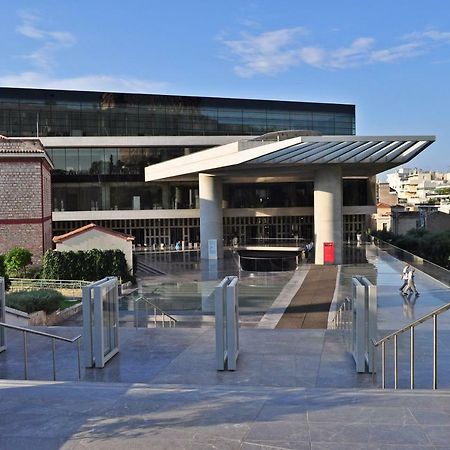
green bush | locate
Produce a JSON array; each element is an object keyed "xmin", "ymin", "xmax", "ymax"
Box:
[
  {"xmin": 4, "ymin": 247, "xmax": 33, "ymax": 277},
  {"xmin": 21, "ymin": 264, "xmax": 42, "ymax": 279},
  {"xmin": 0, "ymin": 254, "xmax": 11, "ymax": 291},
  {"xmin": 373, "ymin": 228, "xmax": 450, "ymax": 269},
  {"xmin": 41, "ymin": 249, "xmax": 132, "ymax": 282},
  {"xmin": 6, "ymin": 289, "xmax": 64, "ymax": 314}
]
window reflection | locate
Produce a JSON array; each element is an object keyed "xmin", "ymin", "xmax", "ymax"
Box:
[
  {"xmin": 225, "ymin": 182, "xmax": 314, "ymax": 208},
  {"xmin": 0, "ymin": 89, "xmax": 355, "ymax": 137},
  {"xmin": 48, "ymin": 146, "xmax": 207, "ymax": 177}
]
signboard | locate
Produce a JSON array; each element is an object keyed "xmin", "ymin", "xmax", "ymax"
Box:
[
  {"xmin": 208, "ymin": 239, "xmax": 218, "ymax": 260},
  {"xmin": 324, "ymin": 242, "xmax": 334, "ymax": 264}
]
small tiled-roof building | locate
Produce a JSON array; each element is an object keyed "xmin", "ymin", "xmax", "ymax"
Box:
[
  {"xmin": 0, "ymin": 136, "xmax": 54, "ymax": 263},
  {"xmin": 53, "ymin": 223, "xmax": 134, "ymax": 273}
]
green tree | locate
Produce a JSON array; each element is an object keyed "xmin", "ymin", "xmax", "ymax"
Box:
[
  {"xmin": 4, "ymin": 247, "xmax": 33, "ymax": 277},
  {"xmin": 0, "ymin": 254, "xmax": 11, "ymax": 290}
]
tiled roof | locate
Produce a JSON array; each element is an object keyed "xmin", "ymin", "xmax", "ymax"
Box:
[
  {"xmin": 0, "ymin": 136, "xmax": 46, "ymax": 154},
  {"xmin": 377, "ymin": 202, "xmax": 392, "ymax": 208},
  {"xmin": 53, "ymin": 223, "xmax": 135, "ymax": 243}
]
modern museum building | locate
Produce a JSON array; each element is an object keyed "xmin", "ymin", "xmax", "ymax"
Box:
[{"xmin": 0, "ymin": 87, "xmax": 434, "ymax": 264}]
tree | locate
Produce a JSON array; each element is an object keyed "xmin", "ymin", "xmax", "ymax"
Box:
[
  {"xmin": 4, "ymin": 247, "xmax": 33, "ymax": 277},
  {"xmin": 0, "ymin": 254, "xmax": 11, "ymax": 290}
]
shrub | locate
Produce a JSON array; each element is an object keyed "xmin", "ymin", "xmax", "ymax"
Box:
[
  {"xmin": 0, "ymin": 254, "xmax": 11, "ymax": 291},
  {"xmin": 6, "ymin": 289, "xmax": 64, "ymax": 314},
  {"xmin": 4, "ymin": 247, "xmax": 33, "ymax": 277},
  {"xmin": 21, "ymin": 264, "xmax": 42, "ymax": 279},
  {"xmin": 42, "ymin": 249, "xmax": 132, "ymax": 282}
]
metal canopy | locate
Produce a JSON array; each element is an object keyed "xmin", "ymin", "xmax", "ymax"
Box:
[{"xmin": 145, "ymin": 134, "xmax": 435, "ymax": 182}]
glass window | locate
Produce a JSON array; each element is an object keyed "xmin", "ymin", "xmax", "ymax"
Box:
[{"xmin": 65, "ymin": 148, "xmax": 79, "ymax": 173}]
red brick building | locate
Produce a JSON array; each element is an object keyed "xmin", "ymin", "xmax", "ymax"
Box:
[{"xmin": 0, "ymin": 137, "xmax": 54, "ymax": 263}]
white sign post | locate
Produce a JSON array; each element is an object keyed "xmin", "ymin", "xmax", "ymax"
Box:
[{"xmin": 215, "ymin": 276, "xmax": 239, "ymax": 371}]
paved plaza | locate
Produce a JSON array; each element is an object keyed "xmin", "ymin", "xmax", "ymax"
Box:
[{"xmin": 1, "ymin": 244, "xmax": 450, "ymax": 448}]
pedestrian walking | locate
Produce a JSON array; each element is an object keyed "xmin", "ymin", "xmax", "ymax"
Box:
[
  {"xmin": 399, "ymin": 263, "xmax": 410, "ymax": 292},
  {"xmin": 402, "ymin": 266, "xmax": 419, "ymax": 296}
]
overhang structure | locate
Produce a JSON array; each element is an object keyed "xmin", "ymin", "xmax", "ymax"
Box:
[{"xmin": 145, "ymin": 134, "xmax": 435, "ymax": 264}]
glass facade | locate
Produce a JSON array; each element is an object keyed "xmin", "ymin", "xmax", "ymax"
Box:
[
  {"xmin": 225, "ymin": 182, "xmax": 314, "ymax": 208},
  {"xmin": 47, "ymin": 146, "xmax": 206, "ymax": 178},
  {"xmin": 0, "ymin": 87, "xmax": 371, "ymax": 247},
  {"xmin": 0, "ymin": 88, "xmax": 355, "ymax": 137}
]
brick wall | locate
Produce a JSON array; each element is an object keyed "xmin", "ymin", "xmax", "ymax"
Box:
[
  {"xmin": 0, "ymin": 158, "xmax": 52, "ymax": 263},
  {"xmin": 0, "ymin": 161, "xmax": 42, "ymax": 219},
  {"xmin": 0, "ymin": 223, "xmax": 44, "ymax": 262}
]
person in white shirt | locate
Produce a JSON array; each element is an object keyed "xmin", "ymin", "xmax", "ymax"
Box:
[
  {"xmin": 399, "ymin": 263, "xmax": 410, "ymax": 292},
  {"xmin": 402, "ymin": 267, "xmax": 419, "ymax": 296}
]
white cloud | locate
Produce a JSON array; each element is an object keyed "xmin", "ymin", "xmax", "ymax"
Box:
[
  {"xmin": 0, "ymin": 72, "xmax": 169, "ymax": 93},
  {"xmin": 221, "ymin": 26, "xmax": 450, "ymax": 77},
  {"xmin": 220, "ymin": 27, "xmax": 308, "ymax": 77},
  {"xmin": 16, "ymin": 10, "xmax": 76, "ymax": 70},
  {"xmin": 6, "ymin": 11, "xmax": 169, "ymax": 94}
]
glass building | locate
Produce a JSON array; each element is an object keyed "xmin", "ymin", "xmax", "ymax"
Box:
[{"xmin": 0, "ymin": 87, "xmax": 367, "ymax": 245}]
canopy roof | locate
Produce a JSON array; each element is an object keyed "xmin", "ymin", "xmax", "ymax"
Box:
[{"xmin": 145, "ymin": 134, "xmax": 435, "ymax": 182}]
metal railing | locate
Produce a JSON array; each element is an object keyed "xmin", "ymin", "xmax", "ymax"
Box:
[
  {"xmin": 243, "ymin": 237, "xmax": 308, "ymax": 247},
  {"xmin": 330, "ymin": 297, "xmax": 353, "ymax": 353},
  {"xmin": 372, "ymin": 301, "xmax": 450, "ymax": 389},
  {"xmin": 0, "ymin": 322, "xmax": 81, "ymax": 381},
  {"xmin": 331, "ymin": 297, "xmax": 352, "ymax": 331},
  {"xmin": 134, "ymin": 295, "xmax": 177, "ymax": 328},
  {"xmin": 372, "ymin": 238, "xmax": 450, "ymax": 288},
  {"xmin": 9, "ymin": 278, "xmax": 90, "ymax": 298}
]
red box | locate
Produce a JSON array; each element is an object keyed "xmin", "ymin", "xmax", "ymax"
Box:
[{"xmin": 323, "ymin": 242, "xmax": 334, "ymax": 264}]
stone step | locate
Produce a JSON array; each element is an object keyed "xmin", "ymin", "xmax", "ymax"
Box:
[{"xmin": 2, "ymin": 379, "xmax": 450, "ymax": 449}]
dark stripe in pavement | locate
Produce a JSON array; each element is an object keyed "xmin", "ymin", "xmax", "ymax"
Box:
[{"xmin": 276, "ymin": 265, "xmax": 338, "ymax": 329}]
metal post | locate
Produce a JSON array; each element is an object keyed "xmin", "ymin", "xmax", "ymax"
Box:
[
  {"xmin": 394, "ymin": 335, "xmax": 398, "ymax": 389},
  {"xmin": 23, "ymin": 331, "xmax": 28, "ymax": 380},
  {"xmin": 77, "ymin": 339, "xmax": 81, "ymax": 380},
  {"xmin": 410, "ymin": 326, "xmax": 415, "ymax": 389},
  {"xmin": 52, "ymin": 338, "xmax": 56, "ymax": 381},
  {"xmin": 381, "ymin": 341, "xmax": 386, "ymax": 389},
  {"xmin": 372, "ymin": 343, "xmax": 376, "ymax": 384},
  {"xmin": 154, "ymin": 307, "xmax": 157, "ymax": 326},
  {"xmin": 433, "ymin": 314, "xmax": 438, "ymax": 390},
  {"xmin": 134, "ymin": 301, "xmax": 138, "ymax": 330},
  {"xmin": 162, "ymin": 313, "xmax": 165, "ymax": 328}
]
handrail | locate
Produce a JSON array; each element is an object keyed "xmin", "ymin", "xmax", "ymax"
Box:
[
  {"xmin": 0, "ymin": 321, "xmax": 82, "ymax": 381},
  {"xmin": 372, "ymin": 299, "xmax": 450, "ymax": 389},
  {"xmin": 373, "ymin": 301, "xmax": 450, "ymax": 346},
  {"xmin": 372, "ymin": 237, "xmax": 450, "ymax": 287},
  {"xmin": 134, "ymin": 295, "xmax": 177, "ymax": 328},
  {"xmin": 10, "ymin": 278, "xmax": 90, "ymax": 288},
  {"xmin": 331, "ymin": 297, "xmax": 352, "ymax": 330},
  {"xmin": 136, "ymin": 296, "xmax": 177, "ymax": 322},
  {"xmin": 0, "ymin": 322, "xmax": 81, "ymax": 342}
]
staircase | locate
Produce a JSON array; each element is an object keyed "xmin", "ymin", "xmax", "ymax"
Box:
[{"xmin": 135, "ymin": 260, "xmax": 166, "ymax": 276}]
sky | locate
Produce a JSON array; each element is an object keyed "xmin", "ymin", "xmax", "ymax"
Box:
[{"xmin": 1, "ymin": 0, "xmax": 450, "ymax": 174}]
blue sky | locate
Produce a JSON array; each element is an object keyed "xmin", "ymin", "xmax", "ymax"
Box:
[{"xmin": 1, "ymin": 0, "xmax": 450, "ymax": 172}]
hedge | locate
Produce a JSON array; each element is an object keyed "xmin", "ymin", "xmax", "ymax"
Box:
[
  {"xmin": 6, "ymin": 289, "xmax": 64, "ymax": 314},
  {"xmin": 41, "ymin": 249, "xmax": 132, "ymax": 282}
]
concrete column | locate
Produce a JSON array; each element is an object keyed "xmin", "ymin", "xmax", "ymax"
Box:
[
  {"xmin": 101, "ymin": 184, "xmax": 110, "ymax": 210},
  {"xmin": 161, "ymin": 184, "xmax": 170, "ymax": 209},
  {"xmin": 314, "ymin": 166, "xmax": 343, "ymax": 264},
  {"xmin": 199, "ymin": 173, "xmax": 223, "ymax": 259}
]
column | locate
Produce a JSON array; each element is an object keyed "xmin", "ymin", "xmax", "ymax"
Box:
[
  {"xmin": 199, "ymin": 173, "xmax": 223, "ymax": 259},
  {"xmin": 314, "ymin": 166, "xmax": 343, "ymax": 264},
  {"xmin": 101, "ymin": 184, "xmax": 110, "ymax": 210},
  {"xmin": 161, "ymin": 184, "xmax": 170, "ymax": 209}
]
